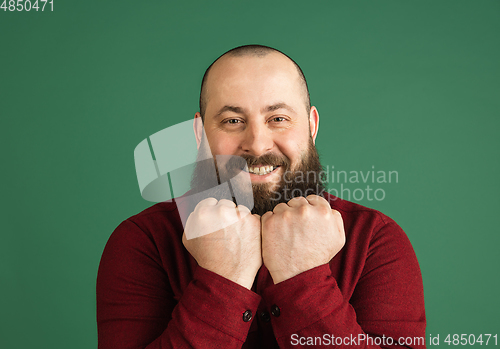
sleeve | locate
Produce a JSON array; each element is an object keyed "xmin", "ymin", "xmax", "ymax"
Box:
[
  {"xmin": 96, "ymin": 220, "xmax": 261, "ymax": 349},
  {"xmin": 261, "ymin": 221, "xmax": 426, "ymax": 348}
]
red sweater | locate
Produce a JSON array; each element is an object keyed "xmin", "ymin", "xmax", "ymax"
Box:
[{"xmin": 96, "ymin": 193, "xmax": 426, "ymax": 348}]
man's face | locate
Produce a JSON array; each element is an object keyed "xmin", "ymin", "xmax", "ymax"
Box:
[
  {"xmin": 198, "ymin": 52, "xmax": 318, "ymax": 182},
  {"xmin": 193, "ymin": 52, "xmax": 323, "ymax": 214}
]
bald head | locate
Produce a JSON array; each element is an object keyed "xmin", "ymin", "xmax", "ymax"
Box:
[{"xmin": 199, "ymin": 45, "xmax": 311, "ymax": 120}]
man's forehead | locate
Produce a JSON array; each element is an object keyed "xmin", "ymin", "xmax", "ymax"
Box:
[
  {"xmin": 204, "ymin": 53, "xmax": 304, "ymax": 111},
  {"xmin": 211, "ymin": 53, "xmax": 297, "ymax": 82}
]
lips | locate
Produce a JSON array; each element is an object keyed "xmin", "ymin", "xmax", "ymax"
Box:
[{"xmin": 247, "ymin": 165, "xmax": 279, "ymax": 175}]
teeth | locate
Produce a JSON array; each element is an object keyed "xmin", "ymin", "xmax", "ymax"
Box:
[{"xmin": 248, "ymin": 166, "xmax": 276, "ymax": 175}]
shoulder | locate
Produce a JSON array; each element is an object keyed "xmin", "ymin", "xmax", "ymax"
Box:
[
  {"xmin": 126, "ymin": 201, "xmax": 181, "ymax": 233},
  {"xmin": 324, "ymin": 192, "xmax": 396, "ymax": 229},
  {"xmin": 104, "ymin": 201, "xmax": 183, "ymax": 257}
]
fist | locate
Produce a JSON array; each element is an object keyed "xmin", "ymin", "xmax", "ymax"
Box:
[
  {"xmin": 182, "ymin": 198, "xmax": 262, "ymax": 289},
  {"xmin": 261, "ymin": 195, "xmax": 345, "ymax": 284}
]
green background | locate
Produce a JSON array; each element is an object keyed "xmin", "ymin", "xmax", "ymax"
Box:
[{"xmin": 1, "ymin": 0, "xmax": 499, "ymax": 347}]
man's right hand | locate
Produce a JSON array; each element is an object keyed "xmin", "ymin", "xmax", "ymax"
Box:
[{"xmin": 182, "ymin": 198, "xmax": 262, "ymax": 290}]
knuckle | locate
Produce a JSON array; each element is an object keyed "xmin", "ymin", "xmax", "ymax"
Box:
[
  {"xmin": 219, "ymin": 205, "xmax": 236, "ymax": 216},
  {"xmin": 196, "ymin": 206, "xmax": 212, "ymax": 218},
  {"xmin": 237, "ymin": 205, "xmax": 251, "ymax": 215},
  {"xmin": 291, "ymin": 196, "xmax": 307, "ymax": 204},
  {"xmin": 273, "ymin": 203, "xmax": 287, "ymax": 213},
  {"xmin": 250, "ymin": 214, "xmax": 262, "ymax": 226},
  {"xmin": 298, "ymin": 204, "xmax": 310, "ymax": 215},
  {"xmin": 317, "ymin": 205, "xmax": 330, "ymax": 216},
  {"xmin": 198, "ymin": 197, "xmax": 217, "ymax": 207},
  {"xmin": 307, "ymin": 194, "xmax": 322, "ymax": 203},
  {"xmin": 281, "ymin": 211, "xmax": 292, "ymax": 221},
  {"xmin": 261, "ymin": 211, "xmax": 273, "ymax": 223},
  {"xmin": 218, "ymin": 199, "xmax": 235, "ymax": 206}
]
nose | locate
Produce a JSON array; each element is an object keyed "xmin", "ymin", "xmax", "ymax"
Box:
[{"xmin": 239, "ymin": 122, "xmax": 273, "ymax": 157}]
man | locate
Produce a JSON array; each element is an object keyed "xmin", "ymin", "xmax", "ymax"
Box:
[{"xmin": 97, "ymin": 45, "xmax": 426, "ymax": 348}]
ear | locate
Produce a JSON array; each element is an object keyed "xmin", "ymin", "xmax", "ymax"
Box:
[
  {"xmin": 193, "ymin": 112, "xmax": 203, "ymax": 149},
  {"xmin": 309, "ymin": 106, "xmax": 319, "ymax": 144}
]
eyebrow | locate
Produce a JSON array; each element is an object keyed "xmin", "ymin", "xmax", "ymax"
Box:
[
  {"xmin": 263, "ymin": 102, "xmax": 296, "ymax": 114},
  {"xmin": 214, "ymin": 102, "xmax": 296, "ymax": 119},
  {"xmin": 214, "ymin": 105, "xmax": 246, "ymax": 118}
]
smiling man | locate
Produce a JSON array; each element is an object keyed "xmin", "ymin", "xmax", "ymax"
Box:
[
  {"xmin": 97, "ymin": 45, "xmax": 426, "ymax": 349},
  {"xmin": 190, "ymin": 46, "xmax": 325, "ymax": 216}
]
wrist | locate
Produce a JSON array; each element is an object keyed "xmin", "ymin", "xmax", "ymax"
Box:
[
  {"xmin": 269, "ymin": 263, "xmax": 323, "ymax": 284},
  {"xmin": 269, "ymin": 268, "xmax": 299, "ymax": 284},
  {"xmin": 205, "ymin": 266, "xmax": 257, "ymax": 290}
]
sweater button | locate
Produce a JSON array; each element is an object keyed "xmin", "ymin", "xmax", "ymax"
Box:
[
  {"xmin": 260, "ymin": 311, "xmax": 271, "ymax": 322},
  {"xmin": 270, "ymin": 304, "xmax": 281, "ymax": 317},
  {"xmin": 242, "ymin": 310, "xmax": 253, "ymax": 322}
]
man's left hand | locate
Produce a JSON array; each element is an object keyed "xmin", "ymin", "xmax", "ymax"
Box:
[{"xmin": 261, "ymin": 195, "xmax": 345, "ymax": 284}]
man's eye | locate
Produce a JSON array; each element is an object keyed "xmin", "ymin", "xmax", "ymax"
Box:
[
  {"xmin": 225, "ymin": 119, "xmax": 242, "ymax": 124},
  {"xmin": 272, "ymin": 117, "xmax": 286, "ymax": 122}
]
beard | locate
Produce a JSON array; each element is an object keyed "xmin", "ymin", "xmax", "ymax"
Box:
[
  {"xmin": 246, "ymin": 140, "xmax": 326, "ymax": 215},
  {"xmin": 188, "ymin": 137, "xmax": 326, "ymax": 216}
]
